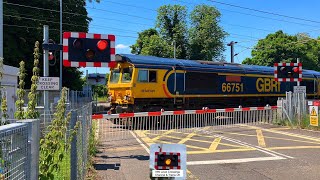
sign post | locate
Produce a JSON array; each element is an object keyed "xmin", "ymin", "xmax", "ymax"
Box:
[
  {"xmin": 309, "ymin": 106, "xmax": 319, "ymax": 126},
  {"xmin": 36, "ymin": 77, "xmax": 60, "ymax": 91},
  {"xmin": 150, "ymin": 144, "xmax": 187, "ymax": 179},
  {"xmin": 293, "ymin": 86, "xmax": 306, "ymax": 93}
]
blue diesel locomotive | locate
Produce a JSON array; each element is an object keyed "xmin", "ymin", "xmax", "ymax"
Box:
[{"xmin": 107, "ymin": 54, "xmax": 320, "ymax": 112}]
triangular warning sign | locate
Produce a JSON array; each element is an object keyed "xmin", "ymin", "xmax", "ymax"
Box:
[{"xmin": 311, "ymin": 107, "xmax": 317, "ymax": 116}]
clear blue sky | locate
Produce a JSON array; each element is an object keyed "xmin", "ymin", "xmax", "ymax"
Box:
[{"xmin": 80, "ymin": 0, "xmax": 320, "ymax": 75}]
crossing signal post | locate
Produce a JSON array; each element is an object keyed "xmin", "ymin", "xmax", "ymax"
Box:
[
  {"xmin": 150, "ymin": 144, "xmax": 187, "ymax": 179},
  {"xmin": 63, "ymin": 32, "xmax": 116, "ymax": 67},
  {"xmin": 274, "ymin": 62, "xmax": 302, "ymax": 82},
  {"xmin": 274, "ymin": 61, "xmax": 305, "ymax": 127}
]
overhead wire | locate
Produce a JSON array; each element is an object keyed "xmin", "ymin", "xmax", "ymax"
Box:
[
  {"xmin": 236, "ymin": 38, "xmax": 319, "ymax": 51},
  {"xmin": 206, "ymin": 0, "xmax": 320, "ymax": 24},
  {"xmin": 4, "ymin": 2, "xmax": 267, "ymax": 43},
  {"xmin": 4, "ymin": 14, "xmax": 140, "ymax": 34},
  {"xmin": 5, "ymin": 1, "xmax": 319, "ymax": 49},
  {"xmin": 3, "ymin": 23, "xmax": 138, "ymax": 39},
  {"xmin": 3, "ymin": 2, "xmax": 154, "ymax": 22},
  {"xmin": 85, "ymin": 0, "xmax": 157, "ymax": 12},
  {"xmin": 172, "ymin": 0, "xmax": 320, "ymax": 28}
]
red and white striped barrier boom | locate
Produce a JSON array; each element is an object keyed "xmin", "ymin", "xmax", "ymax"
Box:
[{"xmin": 92, "ymin": 106, "xmax": 279, "ymax": 119}]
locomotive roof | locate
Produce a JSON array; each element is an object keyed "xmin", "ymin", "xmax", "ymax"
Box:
[{"xmin": 117, "ymin": 54, "xmax": 320, "ymax": 78}]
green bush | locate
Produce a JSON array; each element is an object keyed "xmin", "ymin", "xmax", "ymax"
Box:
[{"xmin": 92, "ymin": 85, "xmax": 108, "ymax": 97}]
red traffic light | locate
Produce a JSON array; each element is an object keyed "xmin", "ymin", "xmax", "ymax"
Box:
[
  {"xmin": 85, "ymin": 49, "xmax": 95, "ymax": 60},
  {"xmin": 293, "ymin": 67, "xmax": 299, "ymax": 73},
  {"xmin": 97, "ymin": 40, "xmax": 108, "ymax": 51},
  {"xmin": 49, "ymin": 52, "xmax": 54, "ymax": 60}
]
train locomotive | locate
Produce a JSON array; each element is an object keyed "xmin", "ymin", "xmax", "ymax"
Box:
[{"xmin": 107, "ymin": 54, "xmax": 320, "ymax": 113}]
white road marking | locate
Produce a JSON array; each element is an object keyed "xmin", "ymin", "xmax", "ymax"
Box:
[
  {"xmin": 214, "ymin": 134, "xmax": 294, "ymax": 159},
  {"xmin": 187, "ymin": 156, "xmax": 286, "ymax": 165},
  {"xmin": 195, "ymin": 128, "xmax": 294, "ymax": 159},
  {"xmin": 130, "ymin": 131, "xmax": 150, "ymax": 154}
]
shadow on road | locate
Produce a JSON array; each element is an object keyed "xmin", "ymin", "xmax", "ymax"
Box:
[
  {"xmin": 93, "ymin": 163, "xmax": 120, "ymax": 170},
  {"xmin": 95, "ymin": 154, "xmax": 149, "ymax": 161}
]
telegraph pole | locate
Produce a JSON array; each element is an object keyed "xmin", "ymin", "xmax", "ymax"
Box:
[{"xmin": 227, "ymin": 41, "xmax": 237, "ymax": 63}]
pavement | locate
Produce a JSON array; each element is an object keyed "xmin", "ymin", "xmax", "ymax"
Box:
[{"xmin": 93, "ymin": 120, "xmax": 320, "ymax": 180}]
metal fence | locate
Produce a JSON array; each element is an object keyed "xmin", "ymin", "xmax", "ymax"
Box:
[
  {"xmin": 0, "ymin": 119, "xmax": 40, "ymax": 180},
  {"xmin": 70, "ymin": 103, "xmax": 93, "ymax": 180},
  {"xmin": 0, "ymin": 101, "xmax": 94, "ymax": 180},
  {"xmin": 97, "ymin": 106, "xmax": 281, "ymax": 142},
  {"xmin": 280, "ymin": 91, "xmax": 307, "ymax": 125},
  {"xmin": 0, "ymin": 123, "xmax": 28, "ymax": 180},
  {"xmin": 23, "ymin": 89, "xmax": 93, "ymax": 110}
]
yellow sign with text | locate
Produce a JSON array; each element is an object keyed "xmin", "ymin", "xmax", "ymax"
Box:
[{"xmin": 309, "ymin": 106, "xmax": 319, "ymax": 126}]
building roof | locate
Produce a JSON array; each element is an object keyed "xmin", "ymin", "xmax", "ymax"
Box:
[
  {"xmin": 88, "ymin": 73, "xmax": 106, "ymax": 78},
  {"xmin": 117, "ymin": 54, "xmax": 320, "ymax": 78}
]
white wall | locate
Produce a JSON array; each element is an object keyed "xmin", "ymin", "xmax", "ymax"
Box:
[{"xmin": 0, "ymin": 65, "xmax": 19, "ymax": 119}]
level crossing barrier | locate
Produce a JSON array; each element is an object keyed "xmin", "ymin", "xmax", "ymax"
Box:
[{"xmin": 93, "ymin": 106, "xmax": 281, "ymax": 142}]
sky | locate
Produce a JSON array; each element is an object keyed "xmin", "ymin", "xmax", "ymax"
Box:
[{"xmin": 80, "ymin": 0, "xmax": 320, "ymax": 75}]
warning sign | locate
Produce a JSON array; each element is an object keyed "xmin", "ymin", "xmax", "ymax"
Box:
[
  {"xmin": 36, "ymin": 77, "xmax": 59, "ymax": 91},
  {"xmin": 309, "ymin": 106, "xmax": 318, "ymax": 126}
]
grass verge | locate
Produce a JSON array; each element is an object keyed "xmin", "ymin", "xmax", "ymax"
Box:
[
  {"xmin": 97, "ymin": 96, "xmax": 108, "ymax": 103},
  {"xmin": 52, "ymin": 149, "xmax": 71, "ymax": 180}
]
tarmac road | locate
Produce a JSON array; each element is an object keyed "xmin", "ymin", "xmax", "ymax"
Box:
[{"xmin": 93, "ymin": 120, "xmax": 320, "ymax": 180}]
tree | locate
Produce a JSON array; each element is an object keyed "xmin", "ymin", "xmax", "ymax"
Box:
[
  {"xmin": 242, "ymin": 30, "xmax": 320, "ymax": 71},
  {"xmin": 189, "ymin": 5, "xmax": 227, "ymax": 61},
  {"xmin": 131, "ymin": 29, "xmax": 172, "ymax": 58},
  {"xmin": 156, "ymin": 5, "xmax": 188, "ymax": 59},
  {"xmin": 131, "ymin": 28, "xmax": 158, "ymax": 55},
  {"xmin": 3, "ymin": 0, "xmax": 98, "ymax": 90},
  {"xmin": 140, "ymin": 35, "xmax": 172, "ymax": 58},
  {"xmin": 131, "ymin": 4, "xmax": 227, "ymax": 61}
]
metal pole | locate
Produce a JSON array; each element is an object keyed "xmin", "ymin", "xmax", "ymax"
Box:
[
  {"xmin": 230, "ymin": 42, "xmax": 234, "ymax": 63},
  {"xmin": 227, "ymin": 41, "xmax": 237, "ymax": 63},
  {"xmin": 297, "ymin": 58, "xmax": 300, "ymax": 86},
  {"xmin": 0, "ymin": 0, "xmax": 3, "ymax": 58},
  {"xmin": 0, "ymin": 0, "xmax": 3, "ymax": 113},
  {"xmin": 44, "ymin": 25, "xmax": 49, "ymax": 113},
  {"xmin": 59, "ymin": 0, "xmax": 63, "ymax": 90},
  {"xmin": 296, "ymin": 58, "xmax": 301, "ymax": 126}
]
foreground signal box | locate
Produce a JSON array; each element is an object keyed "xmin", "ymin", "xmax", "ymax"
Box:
[
  {"xmin": 63, "ymin": 32, "xmax": 116, "ymax": 67},
  {"xmin": 150, "ymin": 144, "xmax": 187, "ymax": 179}
]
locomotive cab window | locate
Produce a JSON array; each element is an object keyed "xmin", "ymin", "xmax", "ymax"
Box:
[
  {"xmin": 110, "ymin": 68, "xmax": 120, "ymax": 83},
  {"xmin": 138, "ymin": 70, "xmax": 157, "ymax": 83},
  {"xmin": 122, "ymin": 67, "xmax": 133, "ymax": 83},
  {"xmin": 149, "ymin": 71, "xmax": 157, "ymax": 82}
]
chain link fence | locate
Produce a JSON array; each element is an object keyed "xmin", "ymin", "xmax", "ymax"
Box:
[
  {"xmin": 0, "ymin": 88, "xmax": 95, "ymax": 180},
  {"xmin": 70, "ymin": 103, "xmax": 93, "ymax": 180}
]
